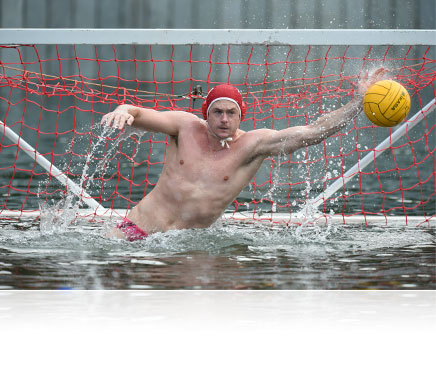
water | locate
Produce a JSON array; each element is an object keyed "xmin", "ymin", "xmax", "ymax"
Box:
[{"xmin": 0, "ymin": 218, "xmax": 434, "ymax": 289}]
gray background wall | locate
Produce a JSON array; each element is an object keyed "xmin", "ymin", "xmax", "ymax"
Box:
[{"xmin": 0, "ymin": 0, "xmax": 435, "ymax": 30}]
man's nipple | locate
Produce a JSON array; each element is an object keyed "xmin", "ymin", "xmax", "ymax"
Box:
[
  {"xmin": 223, "ymin": 175, "xmax": 229, "ymax": 181},
  {"xmin": 179, "ymin": 159, "xmax": 184, "ymax": 165}
]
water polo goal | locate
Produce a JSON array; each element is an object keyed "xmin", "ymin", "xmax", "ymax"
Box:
[{"xmin": 0, "ymin": 29, "xmax": 435, "ymax": 227}]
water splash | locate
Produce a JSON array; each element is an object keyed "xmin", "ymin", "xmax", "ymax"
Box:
[
  {"xmin": 38, "ymin": 123, "xmax": 146, "ymax": 235},
  {"xmin": 288, "ymin": 151, "xmax": 339, "ymax": 241},
  {"xmin": 88, "ymin": 124, "xmax": 146, "ymax": 184},
  {"xmin": 39, "ymin": 193, "xmax": 78, "ymax": 234},
  {"xmin": 263, "ymin": 152, "xmax": 286, "ymax": 213}
]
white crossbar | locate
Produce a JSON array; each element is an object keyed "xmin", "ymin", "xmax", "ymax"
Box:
[{"xmin": 0, "ymin": 29, "xmax": 435, "ymax": 45}]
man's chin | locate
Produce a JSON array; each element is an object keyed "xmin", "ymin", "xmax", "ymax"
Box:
[{"xmin": 217, "ymin": 129, "xmax": 230, "ymax": 137}]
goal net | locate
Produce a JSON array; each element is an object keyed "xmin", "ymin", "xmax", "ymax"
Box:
[{"xmin": 0, "ymin": 29, "xmax": 435, "ymax": 226}]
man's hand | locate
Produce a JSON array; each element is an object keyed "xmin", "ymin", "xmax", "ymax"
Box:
[
  {"xmin": 100, "ymin": 105, "xmax": 135, "ymax": 130},
  {"xmin": 356, "ymin": 67, "xmax": 389, "ymax": 97}
]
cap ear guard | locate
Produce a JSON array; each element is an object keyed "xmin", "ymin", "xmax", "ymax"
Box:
[
  {"xmin": 202, "ymin": 100, "xmax": 247, "ymax": 120},
  {"xmin": 240, "ymin": 101, "xmax": 247, "ymax": 121},
  {"xmin": 202, "ymin": 100, "xmax": 208, "ymax": 120}
]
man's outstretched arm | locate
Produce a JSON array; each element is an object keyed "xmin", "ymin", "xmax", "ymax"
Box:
[
  {"xmin": 100, "ymin": 104, "xmax": 197, "ymax": 136},
  {"xmin": 254, "ymin": 68, "xmax": 388, "ymax": 157}
]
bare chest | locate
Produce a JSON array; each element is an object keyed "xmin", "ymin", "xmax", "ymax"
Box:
[
  {"xmin": 178, "ymin": 144, "xmax": 239, "ymax": 183},
  {"xmin": 165, "ymin": 130, "xmax": 249, "ymax": 184}
]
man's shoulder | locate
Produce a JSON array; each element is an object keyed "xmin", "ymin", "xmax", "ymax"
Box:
[
  {"xmin": 162, "ymin": 110, "xmax": 203, "ymax": 133},
  {"xmin": 167, "ymin": 110, "xmax": 200, "ymax": 121},
  {"xmin": 172, "ymin": 111, "xmax": 203, "ymax": 126},
  {"xmin": 236, "ymin": 128, "xmax": 283, "ymax": 163},
  {"xmin": 172, "ymin": 113, "xmax": 206, "ymax": 138},
  {"xmin": 239, "ymin": 128, "xmax": 274, "ymax": 142}
]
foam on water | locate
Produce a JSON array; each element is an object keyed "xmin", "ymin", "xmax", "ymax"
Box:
[{"xmin": 8, "ymin": 216, "xmax": 434, "ymax": 255}]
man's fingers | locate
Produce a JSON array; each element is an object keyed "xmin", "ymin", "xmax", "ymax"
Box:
[
  {"xmin": 101, "ymin": 113, "xmax": 113, "ymax": 126},
  {"xmin": 356, "ymin": 67, "xmax": 390, "ymax": 97},
  {"xmin": 370, "ymin": 67, "xmax": 389, "ymax": 83},
  {"xmin": 113, "ymin": 114, "xmax": 123, "ymax": 129},
  {"xmin": 360, "ymin": 67, "xmax": 389, "ymax": 88},
  {"xmin": 101, "ymin": 112, "xmax": 134, "ymax": 130}
]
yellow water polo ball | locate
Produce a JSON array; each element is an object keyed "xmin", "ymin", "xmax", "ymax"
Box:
[{"xmin": 363, "ymin": 79, "xmax": 411, "ymax": 127}]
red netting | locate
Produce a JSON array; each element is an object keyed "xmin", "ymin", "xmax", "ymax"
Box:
[{"xmin": 0, "ymin": 43, "xmax": 435, "ymax": 225}]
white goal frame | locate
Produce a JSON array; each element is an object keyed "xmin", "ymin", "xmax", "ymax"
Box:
[{"xmin": 0, "ymin": 29, "xmax": 435, "ymax": 227}]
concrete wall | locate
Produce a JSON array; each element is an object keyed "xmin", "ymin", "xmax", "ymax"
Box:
[{"xmin": 0, "ymin": 0, "xmax": 434, "ymax": 29}]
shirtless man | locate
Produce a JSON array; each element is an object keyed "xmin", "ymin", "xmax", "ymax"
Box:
[{"xmin": 102, "ymin": 68, "xmax": 387, "ymax": 240}]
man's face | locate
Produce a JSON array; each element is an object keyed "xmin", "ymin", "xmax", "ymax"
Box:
[{"xmin": 207, "ymin": 100, "xmax": 240, "ymax": 139}]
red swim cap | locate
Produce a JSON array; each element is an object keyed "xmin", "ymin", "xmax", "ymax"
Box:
[{"xmin": 202, "ymin": 84, "xmax": 247, "ymax": 120}]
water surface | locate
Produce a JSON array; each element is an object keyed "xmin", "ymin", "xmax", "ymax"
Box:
[{"xmin": 0, "ymin": 218, "xmax": 434, "ymax": 290}]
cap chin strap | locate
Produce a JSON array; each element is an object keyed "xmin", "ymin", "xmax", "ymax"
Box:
[{"xmin": 220, "ymin": 137, "xmax": 232, "ymax": 149}]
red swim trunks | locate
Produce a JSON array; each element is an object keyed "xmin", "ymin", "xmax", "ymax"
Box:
[{"xmin": 116, "ymin": 218, "xmax": 148, "ymax": 241}]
